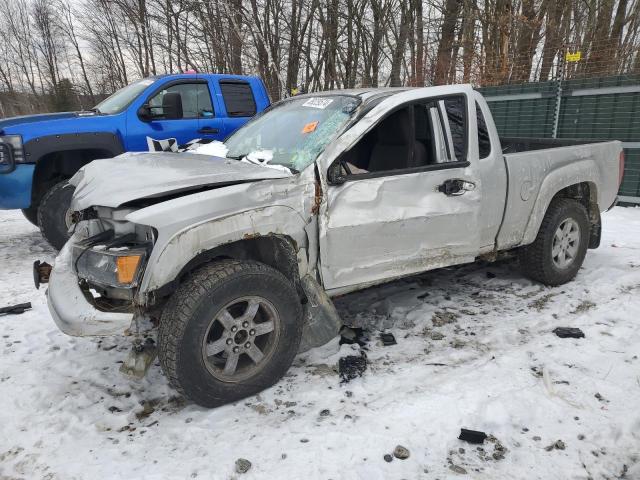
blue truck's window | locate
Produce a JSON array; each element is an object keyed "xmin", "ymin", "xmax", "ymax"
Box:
[
  {"xmin": 149, "ymin": 83, "xmax": 214, "ymax": 119},
  {"xmin": 95, "ymin": 78, "xmax": 155, "ymax": 114},
  {"xmin": 220, "ymin": 81, "xmax": 257, "ymax": 117}
]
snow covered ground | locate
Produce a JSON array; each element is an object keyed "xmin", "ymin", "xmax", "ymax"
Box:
[{"xmin": 1, "ymin": 207, "xmax": 639, "ymax": 480}]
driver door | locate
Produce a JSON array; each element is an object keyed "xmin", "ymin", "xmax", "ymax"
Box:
[
  {"xmin": 125, "ymin": 80, "xmax": 222, "ymax": 151},
  {"xmin": 319, "ymin": 94, "xmax": 482, "ymax": 292}
]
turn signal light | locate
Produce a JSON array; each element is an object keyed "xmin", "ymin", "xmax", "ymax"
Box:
[{"xmin": 116, "ymin": 255, "xmax": 142, "ymax": 284}]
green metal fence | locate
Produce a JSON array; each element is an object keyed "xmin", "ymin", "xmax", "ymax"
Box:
[{"xmin": 478, "ymin": 75, "xmax": 640, "ymax": 203}]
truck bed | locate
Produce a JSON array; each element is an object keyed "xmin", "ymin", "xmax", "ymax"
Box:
[
  {"xmin": 496, "ymin": 139, "xmax": 622, "ymax": 250},
  {"xmin": 500, "ymin": 137, "xmax": 610, "ymax": 154}
]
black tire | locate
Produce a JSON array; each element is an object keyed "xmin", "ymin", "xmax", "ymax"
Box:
[
  {"xmin": 37, "ymin": 180, "xmax": 75, "ymax": 250},
  {"xmin": 158, "ymin": 259, "xmax": 303, "ymax": 408},
  {"xmin": 21, "ymin": 206, "xmax": 39, "ymax": 226},
  {"xmin": 519, "ymin": 198, "xmax": 590, "ymax": 286}
]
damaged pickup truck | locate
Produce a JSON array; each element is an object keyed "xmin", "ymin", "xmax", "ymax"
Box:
[{"xmin": 40, "ymin": 85, "xmax": 624, "ymax": 407}]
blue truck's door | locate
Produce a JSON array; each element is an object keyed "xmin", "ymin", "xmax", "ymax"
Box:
[{"xmin": 125, "ymin": 79, "xmax": 224, "ymax": 151}]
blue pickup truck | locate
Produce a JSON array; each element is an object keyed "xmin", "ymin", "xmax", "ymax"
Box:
[{"xmin": 0, "ymin": 73, "xmax": 270, "ymax": 248}]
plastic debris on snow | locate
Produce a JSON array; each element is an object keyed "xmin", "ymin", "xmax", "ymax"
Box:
[
  {"xmin": 458, "ymin": 428, "xmax": 488, "ymax": 444},
  {"xmin": 552, "ymin": 327, "xmax": 585, "ymax": 339}
]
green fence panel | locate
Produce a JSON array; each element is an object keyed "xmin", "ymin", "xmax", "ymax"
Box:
[{"xmin": 479, "ymin": 75, "xmax": 640, "ymax": 202}]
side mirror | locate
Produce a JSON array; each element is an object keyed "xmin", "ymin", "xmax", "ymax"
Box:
[
  {"xmin": 137, "ymin": 104, "xmax": 152, "ymax": 122},
  {"xmin": 162, "ymin": 92, "xmax": 183, "ymax": 120},
  {"xmin": 327, "ymin": 161, "xmax": 347, "ymax": 185}
]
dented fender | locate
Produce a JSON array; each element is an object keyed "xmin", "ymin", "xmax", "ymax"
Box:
[{"xmin": 124, "ymin": 167, "xmax": 318, "ymax": 302}]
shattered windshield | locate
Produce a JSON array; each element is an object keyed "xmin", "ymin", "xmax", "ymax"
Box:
[{"xmin": 224, "ymin": 95, "xmax": 361, "ymax": 172}]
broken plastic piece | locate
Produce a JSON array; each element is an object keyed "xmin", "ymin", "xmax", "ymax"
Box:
[
  {"xmin": 338, "ymin": 353, "xmax": 367, "ymax": 383},
  {"xmin": 458, "ymin": 428, "xmax": 488, "ymax": 444},
  {"xmin": 33, "ymin": 260, "xmax": 52, "ymax": 289},
  {"xmin": 552, "ymin": 327, "xmax": 585, "ymax": 339},
  {"xmin": 0, "ymin": 302, "xmax": 32, "ymax": 315},
  {"xmin": 380, "ymin": 332, "xmax": 397, "ymax": 346},
  {"xmin": 339, "ymin": 326, "xmax": 368, "ymax": 347},
  {"xmin": 119, "ymin": 338, "xmax": 157, "ymax": 379}
]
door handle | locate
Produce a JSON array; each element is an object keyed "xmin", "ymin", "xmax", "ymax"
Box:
[
  {"xmin": 437, "ymin": 179, "xmax": 476, "ymax": 196},
  {"xmin": 198, "ymin": 127, "xmax": 219, "ymax": 134}
]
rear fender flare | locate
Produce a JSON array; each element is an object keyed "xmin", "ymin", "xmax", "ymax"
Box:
[{"xmin": 521, "ymin": 160, "xmax": 599, "ymax": 246}]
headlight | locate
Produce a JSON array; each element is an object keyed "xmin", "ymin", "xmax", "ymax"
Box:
[
  {"xmin": 73, "ymin": 244, "xmax": 147, "ymax": 288},
  {"xmin": 0, "ymin": 135, "xmax": 23, "ymax": 163}
]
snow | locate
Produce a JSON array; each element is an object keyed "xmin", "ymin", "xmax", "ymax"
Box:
[
  {"xmin": 187, "ymin": 140, "xmax": 229, "ymax": 158},
  {"xmin": 242, "ymin": 150, "xmax": 292, "ymax": 174},
  {"xmin": 1, "ymin": 207, "xmax": 640, "ymax": 479}
]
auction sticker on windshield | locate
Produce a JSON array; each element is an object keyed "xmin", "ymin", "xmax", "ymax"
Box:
[
  {"xmin": 302, "ymin": 98, "xmax": 334, "ymax": 109},
  {"xmin": 302, "ymin": 121, "xmax": 319, "ymax": 133}
]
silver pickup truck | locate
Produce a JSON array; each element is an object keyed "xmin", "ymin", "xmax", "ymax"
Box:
[{"xmin": 40, "ymin": 85, "xmax": 623, "ymax": 407}]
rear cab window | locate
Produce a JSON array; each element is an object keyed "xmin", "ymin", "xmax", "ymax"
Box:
[
  {"xmin": 220, "ymin": 81, "xmax": 257, "ymax": 117},
  {"xmin": 440, "ymin": 96, "xmax": 467, "ymax": 162},
  {"xmin": 476, "ymin": 101, "xmax": 492, "ymax": 159}
]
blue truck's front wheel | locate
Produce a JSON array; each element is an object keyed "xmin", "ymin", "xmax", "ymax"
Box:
[
  {"xmin": 37, "ymin": 180, "xmax": 75, "ymax": 250},
  {"xmin": 21, "ymin": 207, "xmax": 39, "ymax": 226}
]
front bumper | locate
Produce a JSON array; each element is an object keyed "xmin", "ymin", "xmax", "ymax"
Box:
[
  {"xmin": 0, "ymin": 164, "xmax": 34, "ymax": 209},
  {"xmin": 47, "ymin": 233, "xmax": 134, "ymax": 336}
]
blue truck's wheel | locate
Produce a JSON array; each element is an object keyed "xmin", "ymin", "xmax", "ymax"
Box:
[
  {"xmin": 37, "ymin": 180, "xmax": 75, "ymax": 250},
  {"xmin": 21, "ymin": 207, "xmax": 39, "ymax": 226}
]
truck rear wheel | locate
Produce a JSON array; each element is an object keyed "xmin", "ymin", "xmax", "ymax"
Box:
[
  {"xmin": 519, "ymin": 198, "xmax": 590, "ymax": 286},
  {"xmin": 158, "ymin": 259, "xmax": 303, "ymax": 408},
  {"xmin": 37, "ymin": 180, "xmax": 75, "ymax": 250}
]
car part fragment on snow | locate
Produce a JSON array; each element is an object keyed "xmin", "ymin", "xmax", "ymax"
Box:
[
  {"xmin": 119, "ymin": 338, "xmax": 157, "ymax": 379},
  {"xmin": 33, "ymin": 260, "xmax": 52, "ymax": 289},
  {"xmin": 379, "ymin": 332, "xmax": 397, "ymax": 346},
  {"xmin": 338, "ymin": 353, "xmax": 367, "ymax": 383},
  {"xmin": 458, "ymin": 428, "xmax": 488, "ymax": 444},
  {"xmin": 552, "ymin": 327, "xmax": 585, "ymax": 338},
  {"xmin": 0, "ymin": 302, "xmax": 32, "ymax": 315},
  {"xmin": 339, "ymin": 326, "xmax": 368, "ymax": 347}
]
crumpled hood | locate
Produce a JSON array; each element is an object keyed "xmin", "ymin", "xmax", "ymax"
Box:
[{"xmin": 70, "ymin": 152, "xmax": 292, "ymax": 210}]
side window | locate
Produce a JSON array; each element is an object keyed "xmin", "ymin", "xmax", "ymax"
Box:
[
  {"xmin": 332, "ymin": 95, "xmax": 469, "ymax": 178},
  {"xmin": 476, "ymin": 102, "xmax": 491, "ymax": 159},
  {"xmin": 148, "ymin": 83, "xmax": 214, "ymax": 119},
  {"xmin": 220, "ymin": 81, "xmax": 257, "ymax": 117},
  {"xmin": 440, "ymin": 96, "xmax": 467, "ymax": 161}
]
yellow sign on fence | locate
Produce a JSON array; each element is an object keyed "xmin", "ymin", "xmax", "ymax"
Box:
[{"xmin": 565, "ymin": 51, "xmax": 582, "ymax": 62}]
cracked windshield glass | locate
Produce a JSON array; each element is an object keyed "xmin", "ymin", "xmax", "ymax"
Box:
[{"xmin": 224, "ymin": 95, "xmax": 361, "ymax": 172}]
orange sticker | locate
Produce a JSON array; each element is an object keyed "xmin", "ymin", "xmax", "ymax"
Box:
[{"xmin": 302, "ymin": 121, "xmax": 319, "ymax": 134}]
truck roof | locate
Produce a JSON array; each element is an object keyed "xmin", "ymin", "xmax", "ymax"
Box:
[{"xmin": 292, "ymin": 87, "xmax": 411, "ymax": 104}]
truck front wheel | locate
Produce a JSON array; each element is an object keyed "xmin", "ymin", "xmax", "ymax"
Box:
[
  {"xmin": 158, "ymin": 259, "xmax": 303, "ymax": 408},
  {"xmin": 37, "ymin": 180, "xmax": 75, "ymax": 250},
  {"xmin": 519, "ymin": 198, "xmax": 590, "ymax": 286}
]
